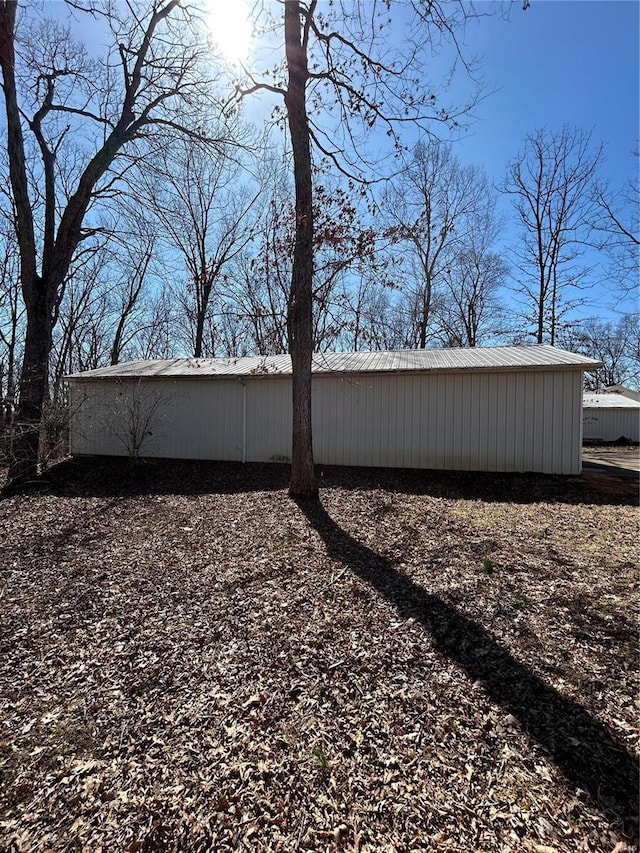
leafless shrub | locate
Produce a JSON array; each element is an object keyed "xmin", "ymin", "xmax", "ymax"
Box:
[{"xmin": 104, "ymin": 379, "xmax": 171, "ymax": 461}]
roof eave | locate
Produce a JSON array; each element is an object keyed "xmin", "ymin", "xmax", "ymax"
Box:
[{"xmin": 65, "ymin": 360, "xmax": 604, "ymax": 382}]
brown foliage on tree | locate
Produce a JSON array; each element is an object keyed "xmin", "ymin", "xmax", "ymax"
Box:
[{"xmin": 238, "ymin": 0, "xmax": 486, "ymax": 497}]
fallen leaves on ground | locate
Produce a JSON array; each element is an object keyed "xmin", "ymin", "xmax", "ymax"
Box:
[{"xmin": 0, "ymin": 457, "xmax": 637, "ymax": 852}]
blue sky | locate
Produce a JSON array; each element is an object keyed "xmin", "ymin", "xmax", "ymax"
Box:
[
  {"xmin": 429, "ymin": 0, "xmax": 640, "ymax": 320},
  {"xmin": 238, "ymin": 0, "xmax": 638, "ymax": 320},
  {"xmin": 452, "ymin": 0, "xmax": 638, "ymax": 189},
  {"xmin": 23, "ymin": 1, "xmax": 640, "ymax": 326}
]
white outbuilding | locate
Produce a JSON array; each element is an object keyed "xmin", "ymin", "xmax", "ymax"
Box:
[
  {"xmin": 67, "ymin": 345, "xmax": 602, "ymax": 475},
  {"xmin": 582, "ymin": 392, "xmax": 640, "ymax": 443}
]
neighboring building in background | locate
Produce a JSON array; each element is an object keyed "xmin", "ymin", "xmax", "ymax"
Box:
[
  {"xmin": 603, "ymin": 384, "xmax": 640, "ymax": 402},
  {"xmin": 583, "ymin": 393, "xmax": 640, "ymax": 443}
]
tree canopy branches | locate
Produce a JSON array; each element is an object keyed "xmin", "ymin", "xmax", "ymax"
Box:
[
  {"xmin": 1, "ymin": 0, "xmax": 638, "ymax": 494},
  {"xmin": 0, "ymin": 0, "xmax": 238, "ymax": 486},
  {"xmin": 236, "ymin": 0, "xmax": 487, "ymax": 182}
]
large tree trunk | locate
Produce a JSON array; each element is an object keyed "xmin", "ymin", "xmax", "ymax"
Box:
[
  {"xmin": 537, "ymin": 261, "xmax": 545, "ymax": 344},
  {"xmin": 284, "ymin": 0, "xmax": 317, "ymax": 499},
  {"xmin": 1, "ymin": 1, "xmax": 43, "ymax": 487},
  {"xmin": 1, "ymin": 0, "xmax": 181, "ymax": 489},
  {"xmin": 194, "ymin": 323, "xmax": 205, "ymax": 359},
  {"xmin": 194, "ymin": 303, "xmax": 207, "ymax": 359},
  {"xmin": 8, "ymin": 275, "xmax": 53, "ymax": 485},
  {"xmin": 418, "ymin": 278, "xmax": 431, "ymax": 349}
]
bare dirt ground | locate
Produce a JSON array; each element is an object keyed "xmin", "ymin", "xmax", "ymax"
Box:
[
  {"xmin": 0, "ymin": 458, "xmax": 638, "ymax": 853},
  {"xmin": 582, "ymin": 446, "xmax": 640, "ymax": 476}
]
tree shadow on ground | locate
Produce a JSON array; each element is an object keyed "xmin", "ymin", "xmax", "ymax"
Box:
[
  {"xmin": 4, "ymin": 456, "xmax": 637, "ymax": 507},
  {"xmin": 296, "ymin": 497, "xmax": 639, "ymax": 843}
]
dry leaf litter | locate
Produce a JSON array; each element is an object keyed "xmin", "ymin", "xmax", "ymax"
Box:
[{"xmin": 0, "ymin": 452, "xmax": 637, "ymax": 852}]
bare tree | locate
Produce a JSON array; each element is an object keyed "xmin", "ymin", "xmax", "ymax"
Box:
[
  {"xmin": 0, "ymin": 216, "xmax": 23, "ymax": 401},
  {"xmin": 437, "ymin": 249, "xmax": 509, "ymax": 347},
  {"xmin": 436, "ymin": 187, "xmax": 508, "ymax": 347},
  {"xmin": 109, "ymin": 232, "xmax": 155, "ymax": 367},
  {"xmin": 139, "ymin": 133, "xmax": 259, "ymax": 358},
  {"xmin": 229, "ymin": 182, "xmax": 294, "ymax": 357},
  {"xmin": 382, "ymin": 139, "xmax": 492, "ymax": 349},
  {"xmin": 559, "ymin": 313, "xmax": 640, "ymax": 391},
  {"xmin": 237, "ymin": 0, "xmax": 487, "ymax": 497},
  {"xmin": 504, "ymin": 125, "xmax": 603, "ymax": 345},
  {"xmin": 0, "ymin": 0, "xmax": 231, "ymax": 487},
  {"xmin": 591, "ymin": 165, "xmax": 639, "ymax": 298},
  {"xmin": 137, "ymin": 284, "xmax": 178, "ymax": 361},
  {"xmin": 278, "ymin": 0, "xmax": 316, "ymax": 497},
  {"xmin": 48, "ymin": 210, "xmax": 160, "ymax": 403},
  {"xmin": 107, "ymin": 379, "xmax": 171, "ymax": 461},
  {"xmin": 51, "ymin": 254, "xmax": 106, "ymax": 401},
  {"xmin": 333, "ymin": 273, "xmax": 402, "ymax": 352}
]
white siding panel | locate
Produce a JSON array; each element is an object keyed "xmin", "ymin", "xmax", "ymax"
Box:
[
  {"xmin": 568, "ymin": 373, "xmax": 579, "ymax": 472},
  {"xmin": 583, "ymin": 407, "xmax": 640, "ymax": 442},
  {"xmin": 311, "ymin": 369, "xmax": 581, "ymax": 474},
  {"xmin": 69, "ymin": 367, "xmax": 584, "ymax": 474},
  {"xmin": 69, "ymin": 378, "xmax": 244, "ymax": 460},
  {"xmin": 245, "ymin": 378, "xmax": 292, "ymax": 462},
  {"xmin": 165, "ymin": 380, "xmax": 244, "ymax": 460},
  {"xmin": 68, "ymin": 379, "xmax": 170, "ymax": 457},
  {"xmin": 69, "ymin": 381, "xmax": 111, "ymax": 455}
]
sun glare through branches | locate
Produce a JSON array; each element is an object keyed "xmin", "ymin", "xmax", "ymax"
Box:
[{"xmin": 205, "ymin": 0, "xmax": 252, "ymax": 64}]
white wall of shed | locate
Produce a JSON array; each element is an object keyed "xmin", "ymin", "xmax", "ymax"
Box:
[
  {"xmin": 582, "ymin": 407, "xmax": 640, "ymax": 442},
  {"xmin": 239, "ymin": 368, "xmax": 582, "ymax": 474},
  {"xmin": 245, "ymin": 378, "xmax": 291, "ymax": 463},
  {"xmin": 69, "ymin": 368, "xmax": 584, "ymax": 475},
  {"xmin": 69, "ymin": 378, "xmax": 244, "ymax": 460},
  {"xmin": 311, "ymin": 369, "xmax": 582, "ymax": 474}
]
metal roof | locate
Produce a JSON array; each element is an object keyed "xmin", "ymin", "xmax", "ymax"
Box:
[
  {"xmin": 603, "ymin": 384, "xmax": 640, "ymax": 401},
  {"xmin": 67, "ymin": 345, "xmax": 603, "ymax": 381},
  {"xmin": 583, "ymin": 393, "xmax": 640, "ymax": 409}
]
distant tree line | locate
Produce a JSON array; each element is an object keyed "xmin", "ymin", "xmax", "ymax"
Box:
[{"xmin": 2, "ymin": 127, "xmax": 636, "ymax": 403}]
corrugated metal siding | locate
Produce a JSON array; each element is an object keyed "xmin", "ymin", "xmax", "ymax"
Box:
[
  {"xmin": 166, "ymin": 379, "xmax": 244, "ymax": 460},
  {"xmin": 68, "ymin": 380, "xmax": 172, "ymax": 457},
  {"xmin": 310, "ymin": 370, "xmax": 581, "ymax": 474},
  {"xmin": 245, "ymin": 378, "xmax": 292, "ymax": 462},
  {"xmin": 69, "ymin": 378, "xmax": 244, "ymax": 460},
  {"xmin": 69, "ymin": 368, "xmax": 584, "ymax": 474},
  {"xmin": 582, "ymin": 407, "xmax": 640, "ymax": 442}
]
